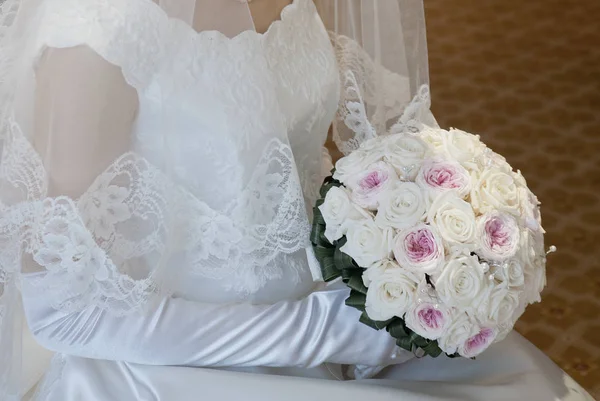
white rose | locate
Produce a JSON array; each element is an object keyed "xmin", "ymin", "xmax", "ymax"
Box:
[
  {"xmin": 523, "ymin": 260, "xmax": 546, "ymax": 305},
  {"xmin": 487, "ymin": 149, "xmax": 512, "ymax": 173},
  {"xmin": 445, "ymin": 128, "xmax": 486, "ymax": 171},
  {"xmin": 404, "ymin": 283, "xmax": 451, "ymax": 340},
  {"xmin": 351, "ymin": 161, "xmax": 399, "ymax": 211},
  {"xmin": 393, "ymin": 223, "xmax": 445, "ymax": 275},
  {"xmin": 416, "ymin": 158, "xmax": 472, "ymax": 201},
  {"xmin": 496, "ymin": 300, "xmax": 526, "ymax": 343},
  {"xmin": 495, "ymin": 259, "xmax": 525, "ymax": 289},
  {"xmin": 383, "ymin": 134, "xmax": 428, "ymax": 180},
  {"xmin": 519, "ymin": 229, "xmax": 545, "ymax": 269},
  {"xmin": 427, "ymin": 192, "xmax": 477, "ymax": 246},
  {"xmin": 473, "ymin": 147, "xmax": 513, "ymax": 174},
  {"xmin": 437, "ymin": 312, "xmax": 478, "ymax": 355},
  {"xmin": 518, "ymin": 186, "xmax": 543, "ymax": 232},
  {"xmin": 363, "ymin": 259, "xmax": 420, "ymax": 321},
  {"xmin": 513, "ymin": 169, "xmax": 528, "ymax": 187},
  {"xmin": 318, "ymin": 187, "xmax": 368, "ymax": 242},
  {"xmin": 530, "ymin": 264, "xmax": 546, "ymax": 304},
  {"xmin": 435, "ymin": 254, "xmax": 487, "ymax": 309},
  {"xmin": 475, "ymin": 284, "xmax": 520, "ymax": 325},
  {"xmin": 470, "ymin": 168, "xmax": 520, "ymax": 215},
  {"xmin": 375, "ymin": 182, "xmax": 426, "ymax": 230},
  {"xmin": 518, "ymin": 229, "xmax": 535, "ymax": 268},
  {"xmin": 418, "ymin": 126, "xmax": 446, "ymax": 156},
  {"xmin": 333, "ymin": 149, "xmax": 384, "ymax": 188},
  {"xmin": 518, "ymin": 228, "xmax": 546, "ymax": 305},
  {"xmin": 476, "ymin": 212, "xmax": 520, "ymax": 261},
  {"xmin": 341, "ymin": 219, "xmax": 393, "ymax": 268}
]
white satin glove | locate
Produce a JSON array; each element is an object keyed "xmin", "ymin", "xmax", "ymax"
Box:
[{"xmin": 22, "ymin": 278, "xmax": 403, "ymax": 369}]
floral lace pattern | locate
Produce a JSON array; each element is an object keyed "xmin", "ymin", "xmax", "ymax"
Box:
[
  {"xmin": 329, "ymin": 32, "xmax": 431, "ymax": 154},
  {"xmin": 0, "ymin": 0, "xmax": 432, "ymax": 308},
  {"xmin": 1, "ymin": 122, "xmax": 312, "ymax": 311},
  {"xmin": 12, "ymin": 0, "xmax": 333, "ymax": 298}
]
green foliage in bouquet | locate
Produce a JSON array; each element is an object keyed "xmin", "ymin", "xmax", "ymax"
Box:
[{"xmin": 311, "ymin": 174, "xmax": 457, "ymax": 359}]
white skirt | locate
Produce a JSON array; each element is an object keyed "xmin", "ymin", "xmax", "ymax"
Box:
[{"xmin": 30, "ymin": 332, "xmax": 594, "ymax": 401}]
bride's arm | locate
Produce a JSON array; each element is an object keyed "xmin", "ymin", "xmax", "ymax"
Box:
[
  {"xmin": 23, "ymin": 280, "xmax": 399, "ymax": 368},
  {"xmin": 19, "ymin": 46, "xmax": 400, "ymax": 368}
]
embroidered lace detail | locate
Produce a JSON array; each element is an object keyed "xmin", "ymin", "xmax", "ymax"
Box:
[
  {"xmin": 4, "ymin": 0, "xmax": 336, "ymax": 299},
  {"xmin": 389, "ymin": 85, "xmax": 432, "ymax": 135},
  {"xmin": 36, "ymin": 0, "xmax": 308, "ymax": 92},
  {"xmin": 329, "ymin": 32, "xmax": 430, "ymax": 154},
  {"xmin": 0, "ymin": 122, "xmax": 311, "ymax": 312}
]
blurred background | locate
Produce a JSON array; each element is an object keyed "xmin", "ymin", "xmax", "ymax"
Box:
[{"xmin": 425, "ymin": 0, "xmax": 600, "ymax": 397}]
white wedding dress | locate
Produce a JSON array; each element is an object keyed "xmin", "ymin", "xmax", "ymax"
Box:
[{"xmin": 0, "ymin": 0, "xmax": 594, "ymax": 400}]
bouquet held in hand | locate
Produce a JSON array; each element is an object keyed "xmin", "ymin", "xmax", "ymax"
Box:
[{"xmin": 312, "ymin": 126, "xmax": 553, "ymax": 358}]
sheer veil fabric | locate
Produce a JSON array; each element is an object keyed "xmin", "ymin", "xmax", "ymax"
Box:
[{"xmin": 0, "ymin": 0, "xmax": 431, "ymax": 399}]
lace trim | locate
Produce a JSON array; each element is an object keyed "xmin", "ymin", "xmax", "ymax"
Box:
[
  {"xmin": 36, "ymin": 0, "xmax": 310, "ymax": 92},
  {"xmin": 0, "ymin": 121, "xmax": 311, "ymax": 313},
  {"xmin": 389, "ymin": 84, "xmax": 432, "ymax": 135},
  {"xmin": 145, "ymin": 0, "xmax": 305, "ymax": 42},
  {"xmin": 329, "ymin": 32, "xmax": 429, "ymax": 154}
]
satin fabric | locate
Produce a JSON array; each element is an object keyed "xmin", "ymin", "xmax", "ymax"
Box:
[
  {"xmin": 35, "ymin": 332, "xmax": 593, "ymax": 401},
  {"xmin": 22, "ymin": 276, "xmax": 407, "ymax": 370}
]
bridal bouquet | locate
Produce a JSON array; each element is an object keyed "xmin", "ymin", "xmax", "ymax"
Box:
[{"xmin": 311, "ymin": 126, "xmax": 551, "ymax": 358}]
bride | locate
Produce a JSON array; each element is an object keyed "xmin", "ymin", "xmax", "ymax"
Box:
[{"xmin": 0, "ymin": 0, "xmax": 594, "ymax": 400}]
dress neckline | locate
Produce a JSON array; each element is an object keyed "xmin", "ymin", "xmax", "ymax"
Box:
[{"xmin": 142, "ymin": 0, "xmax": 306, "ymax": 43}]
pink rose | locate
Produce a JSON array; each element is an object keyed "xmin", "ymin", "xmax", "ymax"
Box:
[
  {"xmin": 405, "ymin": 300, "xmax": 450, "ymax": 340},
  {"xmin": 394, "ymin": 223, "xmax": 444, "ymax": 274},
  {"xmin": 460, "ymin": 327, "xmax": 497, "ymax": 358},
  {"xmin": 351, "ymin": 161, "xmax": 398, "ymax": 210},
  {"xmin": 477, "ymin": 212, "xmax": 520, "ymax": 261},
  {"xmin": 416, "ymin": 159, "xmax": 471, "ymax": 199}
]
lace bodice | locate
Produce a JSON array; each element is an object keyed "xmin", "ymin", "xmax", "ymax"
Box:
[
  {"xmin": 1, "ymin": 0, "xmax": 342, "ymax": 306},
  {"xmin": 0, "ymin": 0, "xmax": 430, "ymax": 315}
]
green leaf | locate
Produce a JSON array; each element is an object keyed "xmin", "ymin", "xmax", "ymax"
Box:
[
  {"xmin": 345, "ymin": 290, "xmax": 366, "ymax": 311},
  {"xmin": 310, "ymin": 224, "xmax": 330, "ymax": 248},
  {"xmin": 320, "ymin": 255, "xmax": 341, "ymax": 282},
  {"xmin": 313, "ymin": 245, "xmax": 334, "ymax": 261},
  {"xmin": 396, "ymin": 337, "xmax": 414, "ymax": 352},
  {"xmin": 312, "ymin": 206, "xmax": 325, "ymax": 226},
  {"xmin": 410, "ymin": 332, "xmax": 429, "ymax": 348},
  {"xmin": 421, "ymin": 341, "xmax": 443, "ymax": 358},
  {"xmin": 319, "ymin": 178, "xmax": 343, "ymax": 199},
  {"xmin": 387, "ymin": 319, "xmax": 409, "ymax": 339},
  {"xmin": 357, "ymin": 311, "xmax": 395, "ymax": 331},
  {"xmin": 346, "ymin": 274, "xmax": 368, "ymax": 295},
  {"xmin": 334, "ymin": 236, "xmax": 347, "ymax": 247},
  {"xmin": 333, "ymin": 244, "xmax": 356, "ymax": 271},
  {"xmin": 341, "ymin": 268, "xmax": 353, "ymax": 282}
]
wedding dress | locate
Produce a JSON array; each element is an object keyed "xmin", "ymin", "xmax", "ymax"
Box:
[{"xmin": 0, "ymin": 0, "xmax": 594, "ymax": 400}]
